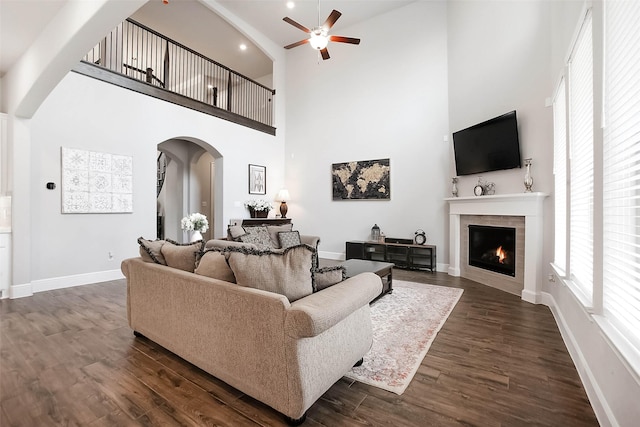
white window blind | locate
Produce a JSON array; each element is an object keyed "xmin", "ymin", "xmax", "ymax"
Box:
[
  {"xmin": 603, "ymin": 0, "xmax": 640, "ymax": 350},
  {"xmin": 553, "ymin": 78, "xmax": 567, "ymax": 273},
  {"xmin": 568, "ymin": 11, "xmax": 594, "ymax": 302}
]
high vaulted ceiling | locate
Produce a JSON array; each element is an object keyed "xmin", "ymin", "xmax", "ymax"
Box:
[{"xmin": 0, "ymin": 0, "xmax": 415, "ymax": 80}]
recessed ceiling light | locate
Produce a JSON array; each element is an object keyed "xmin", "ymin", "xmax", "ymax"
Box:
[
  {"xmin": 239, "ymin": 43, "xmax": 247, "ymax": 51},
  {"xmin": 286, "ymin": 1, "xmax": 295, "ymax": 9}
]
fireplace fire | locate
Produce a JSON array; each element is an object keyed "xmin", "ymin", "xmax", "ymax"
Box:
[{"xmin": 468, "ymin": 225, "xmax": 516, "ymax": 276}]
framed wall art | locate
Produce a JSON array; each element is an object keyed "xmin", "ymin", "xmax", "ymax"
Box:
[
  {"xmin": 332, "ymin": 158, "xmax": 390, "ymax": 200},
  {"xmin": 248, "ymin": 164, "xmax": 266, "ymax": 195},
  {"xmin": 61, "ymin": 147, "xmax": 133, "ymax": 213}
]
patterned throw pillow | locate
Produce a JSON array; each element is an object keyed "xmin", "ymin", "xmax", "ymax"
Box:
[
  {"xmin": 138, "ymin": 237, "xmax": 167, "ymax": 265},
  {"xmin": 239, "ymin": 226, "xmax": 273, "ymax": 250},
  {"xmin": 266, "ymin": 224, "xmax": 294, "ymax": 248},
  {"xmin": 278, "ymin": 230, "xmax": 301, "ymax": 249}
]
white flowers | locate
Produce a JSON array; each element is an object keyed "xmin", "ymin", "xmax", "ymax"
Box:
[
  {"xmin": 181, "ymin": 212, "xmax": 209, "ymax": 232},
  {"xmin": 244, "ymin": 199, "xmax": 273, "ymax": 211}
]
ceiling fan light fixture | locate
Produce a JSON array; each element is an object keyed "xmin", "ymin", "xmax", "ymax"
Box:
[{"xmin": 309, "ymin": 29, "xmax": 328, "ymax": 50}]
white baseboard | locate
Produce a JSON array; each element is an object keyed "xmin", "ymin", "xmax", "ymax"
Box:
[
  {"xmin": 31, "ymin": 269, "xmax": 125, "ymax": 294},
  {"xmin": 9, "ymin": 282, "xmax": 33, "ymax": 299},
  {"xmin": 542, "ymin": 291, "xmax": 616, "ymax": 427}
]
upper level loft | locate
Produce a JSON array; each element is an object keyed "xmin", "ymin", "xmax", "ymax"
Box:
[{"xmin": 74, "ymin": 18, "xmax": 276, "ymax": 135}]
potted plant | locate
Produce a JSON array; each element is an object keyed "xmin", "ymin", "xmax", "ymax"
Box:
[
  {"xmin": 181, "ymin": 212, "xmax": 209, "ymax": 241},
  {"xmin": 244, "ymin": 199, "xmax": 273, "ymax": 218}
]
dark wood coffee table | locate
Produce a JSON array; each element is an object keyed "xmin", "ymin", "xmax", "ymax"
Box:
[{"xmin": 340, "ymin": 259, "xmax": 394, "ymax": 300}]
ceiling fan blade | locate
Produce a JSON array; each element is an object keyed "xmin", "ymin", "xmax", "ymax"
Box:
[
  {"xmin": 320, "ymin": 48, "xmax": 330, "ymax": 60},
  {"xmin": 329, "ymin": 35, "xmax": 361, "ymax": 45},
  {"xmin": 322, "ymin": 10, "xmax": 342, "ymax": 30},
  {"xmin": 283, "ymin": 17, "xmax": 311, "ymax": 33},
  {"xmin": 284, "ymin": 39, "xmax": 309, "ymax": 49}
]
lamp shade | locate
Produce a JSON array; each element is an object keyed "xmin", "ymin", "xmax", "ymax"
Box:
[{"xmin": 277, "ymin": 189, "xmax": 290, "ymax": 202}]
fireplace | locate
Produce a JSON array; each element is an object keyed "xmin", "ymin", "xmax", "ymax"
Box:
[{"xmin": 468, "ymin": 225, "xmax": 516, "ymax": 277}]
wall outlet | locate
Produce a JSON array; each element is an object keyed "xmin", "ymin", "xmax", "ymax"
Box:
[{"xmin": 548, "ymin": 273, "xmax": 555, "ymax": 282}]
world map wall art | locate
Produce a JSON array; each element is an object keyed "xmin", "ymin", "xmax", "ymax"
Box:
[
  {"xmin": 61, "ymin": 147, "xmax": 133, "ymax": 213},
  {"xmin": 332, "ymin": 158, "xmax": 390, "ymax": 200}
]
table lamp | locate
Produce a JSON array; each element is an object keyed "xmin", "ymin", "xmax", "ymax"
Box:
[{"xmin": 276, "ymin": 189, "xmax": 290, "ymax": 218}]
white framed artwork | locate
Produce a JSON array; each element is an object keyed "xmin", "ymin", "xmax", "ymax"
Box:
[{"xmin": 61, "ymin": 147, "xmax": 133, "ymax": 213}]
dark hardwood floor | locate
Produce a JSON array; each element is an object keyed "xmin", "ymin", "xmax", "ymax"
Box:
[{"xmin": 0, "ymin": 266, "xmax": 599, "ymax": 426}]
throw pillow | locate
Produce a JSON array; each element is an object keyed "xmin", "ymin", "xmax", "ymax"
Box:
[
  {"xmin": 138, "ymin": 237, "xmax": 167, "ymax": 265},
  {"xmin": 278, "ymin": 230, "xmax": 301, "ymax": 249},
  {"xmin": 161, "ymin": 240, "xmax": 204, "ymax": 272},
  {"xmin": 227, "ymin": 225, "xmax": 247, "ymax": 241},
  {"xmin": 239, "ymin": 226, "xmax": 273, "ymax": 250},
  {"xmin": 266, "ymin": 224, "xmax": 294, "ymax": 248},
  {"xmin": 226, "ymin": 245, "xmax": 314, "ymax": 302},
  {"xmin": 194, "ymin": 249, "xmax": 236, "ymax": 283},
  {"xmin": 313, "ymin": 265, "xmax": 346, "ymax": 292}
]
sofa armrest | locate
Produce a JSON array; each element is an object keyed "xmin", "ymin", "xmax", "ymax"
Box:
[
  {"xmin": 299, "ymin": 235, "xmax": 320, "ymax": 249},
  {"xmin": 284, "ymin": 272, "xmax": 382, "ymax": 338}
]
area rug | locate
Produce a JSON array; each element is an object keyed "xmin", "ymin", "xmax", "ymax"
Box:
[{"xmin": 345, "ymin": 280, "xmax": 463, "ymax": 395}]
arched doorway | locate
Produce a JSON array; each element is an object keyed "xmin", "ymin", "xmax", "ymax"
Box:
[{"xmin": 157, "ymin": 138, "xmax": 223, "ymax": 243}]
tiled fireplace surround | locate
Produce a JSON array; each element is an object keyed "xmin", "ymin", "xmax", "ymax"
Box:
[{"xmin": 447, "ymin": 193, "xmax": 547, "ymax": 304}]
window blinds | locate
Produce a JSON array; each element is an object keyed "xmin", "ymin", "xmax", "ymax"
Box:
[
  {"xmin": 603, "ymin": 0, "xmax": 640, "ymax": 349},
  {"xmin": 568, "ymin": 11, "xmax": 594, "ymax": 302},
  {"xmin": 553, "ymin": 78, "xmax": 567, "ymax": 273}
]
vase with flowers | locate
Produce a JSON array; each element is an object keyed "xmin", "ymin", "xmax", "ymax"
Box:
[
  {"xmin": 181, "ymin": 212, "xmax": 209, "ymax": 242},
  {"xmin": 244, "ymin": 199, "xmax": 273, "ymax": 218}
]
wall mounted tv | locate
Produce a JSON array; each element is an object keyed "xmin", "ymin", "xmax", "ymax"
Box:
[{"xmin": 452, "ymin": 110, "xmax": 522, "ymax": 176}]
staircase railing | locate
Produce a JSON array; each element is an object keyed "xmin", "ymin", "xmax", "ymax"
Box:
[
  {"xmin": 157, "ymin": 152, "xmax": 167, "ymax": 197},
  {"xmin": 82, "ymin": 19, "xmax": 275, "ymax": 129}
]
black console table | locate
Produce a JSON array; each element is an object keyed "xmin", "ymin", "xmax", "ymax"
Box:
[
  {"xmin": 230, "ymin": 218, "xmax": 292, "ymax": 227},
  {"xmin": 346, "ymin": 240, "xmax": 436, "ymax": 272}
]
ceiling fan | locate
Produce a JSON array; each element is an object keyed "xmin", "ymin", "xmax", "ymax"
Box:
[{"xmin": 283, "ymin": 6, "xmax": 360, "ymax": 60}]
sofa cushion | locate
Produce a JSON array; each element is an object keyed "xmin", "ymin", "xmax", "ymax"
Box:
[
  {"xmin": 161, "ymin": 240, "xmax": 204, "ymax": 272},
  {"xmin": 226, "ymin": 245, "xmax": 315, "ymax": 302},
  {"xmin": 137, "ymin": 237, "xmax": 167, "ymax": 265},
  {"xmin": 195, "ymin": 249, "xmax": 236, "ymax": 283},
  {"xmin": 266, "ymin": 224, "xmax": 294, "ymax": 248},
  {"xmin": 313, "ymin": 265, "xmax": 346, "ymax": 292},
  {"xmin": 239, "ymin": 226, "xmax": 273, "ymax": 250},
  {"xmin": 278, "ymin": 230, "xmax": 301, "ymax": 249},
  {"xmin": 227, "ymin": 224, "xmax": 247, "ymax": 241}
]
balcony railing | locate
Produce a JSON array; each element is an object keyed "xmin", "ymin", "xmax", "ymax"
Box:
[{"xmin": 81, "ymin": 19, "xmax": 275, "ymax": 134}]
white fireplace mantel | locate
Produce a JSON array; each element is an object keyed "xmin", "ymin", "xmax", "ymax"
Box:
[{"xmin": 446, "ymin": 192, "xmax": 548, "ymax": 304}]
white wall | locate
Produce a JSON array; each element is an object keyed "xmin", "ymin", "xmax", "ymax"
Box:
[
  {"xmin": 285, "ymin": 1, "xmax": 450, "ymax": 262},
  {"xmin": 28, "ymin": 71, "xmax": 284, "ymax": 285}
]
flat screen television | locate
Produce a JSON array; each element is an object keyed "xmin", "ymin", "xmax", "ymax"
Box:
[{"xmin": 452, "ymin": 110, "xmax": 521, "ymax": 176}]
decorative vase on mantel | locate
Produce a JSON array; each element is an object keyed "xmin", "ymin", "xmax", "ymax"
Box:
[
  {"xmin": 249, "ymin": 207, "xmax": 269, "ymax": 218},
  {"xmin": 524, "ymin": 158, "xmax": 533, "ymax": 192}
]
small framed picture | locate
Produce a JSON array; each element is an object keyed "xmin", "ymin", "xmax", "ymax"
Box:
[{"xmin": 248, "ymin": 164, "xmax": 266, "ymax": 195}]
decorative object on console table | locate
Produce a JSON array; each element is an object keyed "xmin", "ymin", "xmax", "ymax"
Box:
[
  {"xmin": 524, "ymin": 158, "xmax": 533, "ymax": 192},
  {"xmin": 248, "ymin": 164, "xmax": 266, "ymax": 195},
  {"xmin": 276, "ymin": 189, "xmax": 290, "ymax": 218},
  {"xmin": 181, "ymin": 212, "xmax": 209, "ymax": 242},
  {"xmin": 244, "ymin": 199, "xmax": 272, "ymax": 218},
  {"xmin": 371, "ymin": 224, "xmax": 381, "ymax": 242}
]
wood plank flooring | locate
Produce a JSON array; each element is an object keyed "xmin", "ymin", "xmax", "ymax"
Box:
[{"xmin": 0, "ymin": 268, "xmax": 599, "ymax": 426}]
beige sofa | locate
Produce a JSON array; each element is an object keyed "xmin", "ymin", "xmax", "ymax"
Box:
[{"xmin": 121, "ymin": 256, "xmax": 382, "ymax": 423}]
